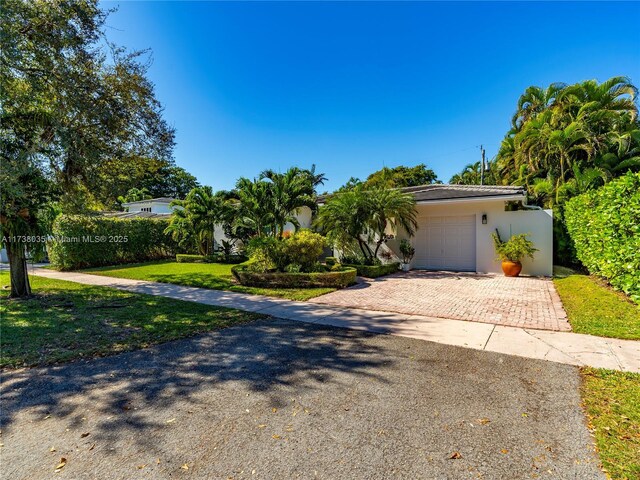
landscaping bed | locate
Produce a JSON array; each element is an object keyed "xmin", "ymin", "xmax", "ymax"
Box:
[
  {"xmin": 232, "ymin": 263, "xmax": 356, "ymax": 288},
  {"xmin": 344, "ymin": 262, "xmax": 399, "ymax": 278},
  {"xmin": 82, "ymin": 260, "xmax": 336, "ymax": 301},
  {"xmin": 176, "ymin": 253, "xmax": 247, "ymax": 264}
]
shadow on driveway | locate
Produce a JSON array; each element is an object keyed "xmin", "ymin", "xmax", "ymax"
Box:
[{"xmin": 1, "ymin": 318, "xmax": 603, "ymax": 479}]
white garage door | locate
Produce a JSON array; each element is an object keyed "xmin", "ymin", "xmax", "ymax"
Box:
[{"xmin": 413, "ymin": 215, "xmax": 476, "ymax": 272}]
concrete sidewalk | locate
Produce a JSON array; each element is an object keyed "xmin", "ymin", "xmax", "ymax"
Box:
[{"xmin": 26, "ymin": 266, "xmax": 640, "ymax": 373}]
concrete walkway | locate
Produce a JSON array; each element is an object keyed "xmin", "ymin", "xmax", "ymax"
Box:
[{"xmin": 26, "ymin": 266, "xmax": 640, "ymax": 373}]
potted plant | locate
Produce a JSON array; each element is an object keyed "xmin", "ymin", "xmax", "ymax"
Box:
[
  {"xmin": 399, "ymin": 239, "xmax": 415, "ymax": 272},
  {"xmin": 491, "ymin": 231, "xmax": 537, "ymax": 277}
]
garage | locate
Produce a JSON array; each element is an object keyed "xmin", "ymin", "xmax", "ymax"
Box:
[{"xmin": 413, "ymin": 215, "xmax": 476, "ymax": 271}]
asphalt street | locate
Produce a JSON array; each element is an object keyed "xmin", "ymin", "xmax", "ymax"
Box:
[{"xmin": 1, "ymin": 318, "xmax": 604, "ymax": 479}]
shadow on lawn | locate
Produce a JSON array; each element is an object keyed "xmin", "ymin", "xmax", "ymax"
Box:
[
  {"xmin": 0, "ymin": 319, "xmax": 390, "ymax": 450},
  {"xmin": 149, "ymin": 272, "xmax": 236, "ymax": 289}
]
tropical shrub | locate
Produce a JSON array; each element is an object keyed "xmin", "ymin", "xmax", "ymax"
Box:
[
  {"xmin": 246, "ymin": 229, "xmax": 326, "ymax": 273},
  {"xmin": 491, "ymin": 232, "xmax": 537, "ymax": 263},
  {"xmin": 564, "ymin": 172, "xmax": 640, "ymax": 302},
  {"xmin": 232, "ymin": 262, "xmax": 356, "ymax": 288},
  {"xmin": 399, "ymin": 239, "xmax": 416, "ymax": 264},
  {"xmin": 325, "ymin": 256, "xmax": 338, "ymax": 266},
  {"xmin": 343, "ymin": 262, "xmax": 400, "ymax": 278},
  {"xmin": 282, "ymin": 229, "xmax": 326, "ymax": 271},
  {"xmin": 48, "ymin": 215, "xmax": 178, "ymax": 270}
]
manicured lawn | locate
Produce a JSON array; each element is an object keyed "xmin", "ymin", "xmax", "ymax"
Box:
[
  {"xmin": 83, "ymin": 260, "xmax": 336, "ymax": 301},
  {"xmin": 0, "ymin": 272, "xmax": 262, "ymax": 368},
  {"xmin": 581, "ymin": 368, "xmax": 640, "ymax": 480},
  {"xmin": 554, "ymin": 269, "xmax": 640, "ymax": 340}
]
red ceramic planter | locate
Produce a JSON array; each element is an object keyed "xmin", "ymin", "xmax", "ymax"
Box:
[{"xmin": 501, "ymin": 260, "xmax": 522, "ymax": 277}]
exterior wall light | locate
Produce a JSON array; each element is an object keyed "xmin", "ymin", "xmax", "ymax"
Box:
[{"xmin": 482, "ymin": 214, "xmax": 487, "ymax": 224}]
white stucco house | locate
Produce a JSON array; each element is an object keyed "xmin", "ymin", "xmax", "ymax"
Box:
[
  {"xmin": 121, "ymin": 197, "xmax": 176, "ymax": 215},
  {"xmin": 378, "ymin": 184, "xmax": 553, "ymax": 276},
  {"xmin": 106, "ymin": 186, "xmax": 552, "ymax": 276}
]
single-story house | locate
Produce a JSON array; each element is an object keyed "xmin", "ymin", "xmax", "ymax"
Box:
[
  {"xmin": 104, "ymin": 187, "xmax": 553, "ymax": 277},
  {"xmin": 380, "ymin": 184, "xmax": 553, "ymax": 276}
]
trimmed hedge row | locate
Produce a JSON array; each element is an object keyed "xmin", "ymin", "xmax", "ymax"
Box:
[
  {"xmin": 232, "ymin": 263, "xmax": 357, "ymax": 288},
  {"xmin": 344, "ymin": 262, "xmax": 400, "ymax": 278},
  {"xmin": 48, "ymin": 214, "xmax": 178, "ymax": 270},
  {"xmin": 564, "ymin": 172, "xmax": 640, "ymax": 303},
  {"xmin": 176, "ymin": 253, "xmax": 247, "ymax": 264},
  {"xmin": 176, "ymin": 254, "xmax": 207, "ymax": 263}
]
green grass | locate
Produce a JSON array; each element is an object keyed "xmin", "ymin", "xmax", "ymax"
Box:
[
  {"xmin": 82, "ymin": 260, "xmax": 336, "ymax": 301},
  {"xmin": 581, "ymin": 368, "xmax": 640, "ymax": 480},
  {"xmin": 0, "ymin": 272, "xmax": 262, "ymax": 368},
  {"xmin": 553, "ymin": 269, "xmax": 640, "ymax": 340}
]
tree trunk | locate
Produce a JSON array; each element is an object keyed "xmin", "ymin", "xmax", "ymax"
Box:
[
  {"xmin": 374, "ymin": 240, "xmax": 384, "ymax": 259},
  {"xmin": 7, "ymin": 241, "xmax": 31, "ymax": 298}
]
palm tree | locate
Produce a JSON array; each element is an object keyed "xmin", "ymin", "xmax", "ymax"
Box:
[
  {"xmin": 260, "ymin": 167, "xmax": 318, "ymax": 237},
  {"xmin": 449, "ymin": 161, "xmax": 482, "ymax": 185},
  {"xmin": 315, "ymin": 186, "xmax": 417, "ymax": 262},
  {"xmin": 164, "ymin": 186, "xmax": 225, "ymax": 255},
  {"xmin": 314, "ymin": 186, "xmax": 374, "ymax": 259},
  {"xmin": 232, "ymin": 166, "xmax": 325, "ymax": 238},
  {"xmin": 233, "ymin": 177, "xmax": 275, "ymax": 237},
  {"xmin": 366, "ymin": 188, "xmax": 418, "ymax": 258},
  {"xmin": 511, "ymin": 82, "xmax": 566, "ymax": 130}
]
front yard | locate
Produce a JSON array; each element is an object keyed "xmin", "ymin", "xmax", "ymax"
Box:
[
  {"xmin": 0, "ymin": 272, "xmax": 261, "ymax": 368},
  {"xmin": 553, "ymin": 268, "xmax": 640, "ymax": 340},
  {"xmin": 82, "ymin": 261, "xmax": 336, "ymax": 301}
]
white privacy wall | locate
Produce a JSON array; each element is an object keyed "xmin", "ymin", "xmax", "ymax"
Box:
[{"xmin": 389, "ymin": 200, "xmax": 553, "ymax": 277}]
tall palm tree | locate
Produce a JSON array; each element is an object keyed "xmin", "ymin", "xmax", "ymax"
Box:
[
  {"xmin": 233, "ymin": 177, "xmax": 275, "ymax": 237},
  {"xmin": 260, "ymin": 167, "xmax": 318, "ymax": 237},
  {"xmin": 511, "ymin": 82, "xmax": 566, "ymax": 130}
]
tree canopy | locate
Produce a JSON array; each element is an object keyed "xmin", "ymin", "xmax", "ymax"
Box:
[
  {"xmin": 0, "ymin": 0, "xmax": 179, "ymax": 295},
  {"xmin": 337, "ymin": 164, "xmax": 439, "ymax": 192},
  {"xmin": 495, "ymin": 76, "xmax": 639, "ymax": 207}
]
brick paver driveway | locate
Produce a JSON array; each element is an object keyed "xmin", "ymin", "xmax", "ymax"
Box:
[{"xmin": 310, "ymin": 271, "xmax": 571, "ymax": 331}]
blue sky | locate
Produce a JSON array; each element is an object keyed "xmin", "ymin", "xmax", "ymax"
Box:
[{"xmin": 102, "ymin": 1, "xmax": 640, "ymax": 193}]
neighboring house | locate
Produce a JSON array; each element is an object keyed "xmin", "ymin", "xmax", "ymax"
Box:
[
  {"xmin": 121, "ymin": 197, "xmax": 176, "ymax": 215},
  {"xmin": 381, "ymin": 184, "xmax": 552, "ymax": 276}
]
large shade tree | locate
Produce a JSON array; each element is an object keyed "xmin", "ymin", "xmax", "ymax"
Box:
[{"xmin": 1, "ymin": 0, "xmax": 175, "ymax": 296}]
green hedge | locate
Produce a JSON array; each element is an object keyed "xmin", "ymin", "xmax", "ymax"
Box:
[
  {"xmin": 232, "ymin": 263, "xmax": 356, "ymax": 288},
  {"xmin": 48, "ymin": 214, "xmax": 178, "ymax": 270},
  {"xmin": 344, "ymin": 262, "xmax": 400, "ymax": 278},
  {"xmin": 564, "ymin": 172, "xmax": 640, "ymax": 302},
  {"xmin": 176, "ymin": 253, "xmax": 247, "ymax": 264},
  {"xmin": 176, "ymin": 254, "xmax": 207, "ymax": 263}
]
